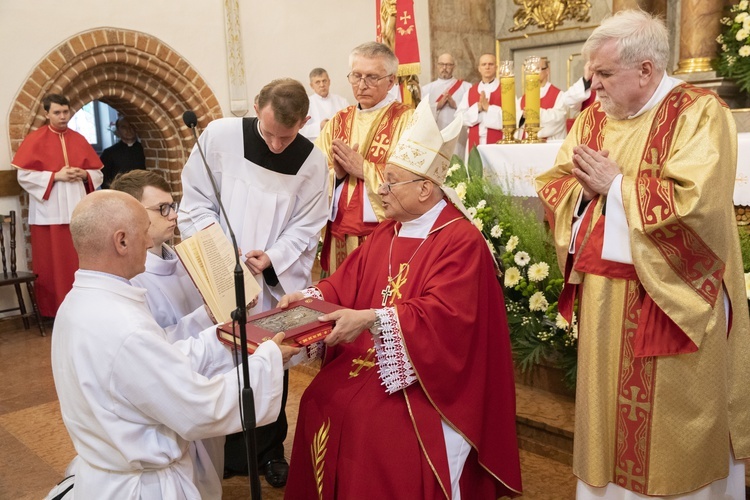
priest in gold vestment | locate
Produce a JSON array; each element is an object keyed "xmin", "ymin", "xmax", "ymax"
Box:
[
  {"xmin": 536, "ymin": 11, "xmax": 750, "ymax": 499},
  {"xmin": 316, "ymin": 42, "xmax": 413, "ymax": 275}
]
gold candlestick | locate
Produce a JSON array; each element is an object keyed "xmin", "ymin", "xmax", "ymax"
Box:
[
  {"xmin": 522, "ymin": 56, "xmax": 544, "ymax": 144},
  {"xmin": 498, "ymin": 60, "xmax": 517, "ymax": 144}
]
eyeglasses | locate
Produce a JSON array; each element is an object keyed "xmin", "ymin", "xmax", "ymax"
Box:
[
  {"xmin": 144, "ymin": 202, "xmax": 178, "ymax": 217},
  {"xmin": 379, "ymin": 178, "xmax": 424, "ymax": 193},
  {"xmin": 347, "ymin": 73, "xmax": 391, "ymax": 87}
]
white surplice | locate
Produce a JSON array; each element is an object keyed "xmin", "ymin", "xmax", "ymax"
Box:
[
  {"xmin": 514, "ymin": 81, "xmax": 567, "ymax": 141},
  {"xmin": 422, "ymin": 77, "xmax": 472, "ymax": 158},
  {"xmin": 178, "ymin": 117, "xmax": 330, "ymax": 314},
  {"xmin": 300, "ymin": 92, "xmax": 349, "ymax": 140},
  {"xmin": 52, "ymin": 270, "xmax": 283, "ymax": 500},
  {"xmin": 457, "ymin": 79, "xmax": 503, "ymax": 146}
]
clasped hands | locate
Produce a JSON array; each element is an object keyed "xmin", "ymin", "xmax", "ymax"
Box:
[
  {"xmin": 278, "ymin": 291, "xmax": 376, "ymax": 346},
  {"xmin": 571, "ymin": 145, "xmax": 621, "ymax": 202},
  {"xmin": 478, "ymin": 91, "xmax": 489, "ymax": 113},
  {"xmin": 436, "ymin": 92, "xmax": 455, "ymax": 110},
  {"xmin": 331, "ymin": 139, "xmax": 365, "ymax": 180},
  {"xmin": 55, "ymin": 166, "xmax": 88, "ymax": 182}
]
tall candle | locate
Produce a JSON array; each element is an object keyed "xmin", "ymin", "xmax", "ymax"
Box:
[
  {"xmin": 500, "ymin": 76, "xmax": 516, "ymax": 127},
  {"xmin": 524, "ymin": 73, "xmax": 540, "ymax": 128}
]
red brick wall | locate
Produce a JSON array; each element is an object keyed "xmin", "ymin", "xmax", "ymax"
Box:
[{"xmin": 8, "ymin": 28, "xmax": 223, "ymax": 264}]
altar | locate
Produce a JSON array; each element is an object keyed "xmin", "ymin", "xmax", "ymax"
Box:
[{"xmin": 478, "ymin": 133, "xmax": 750, "ymax": 206}]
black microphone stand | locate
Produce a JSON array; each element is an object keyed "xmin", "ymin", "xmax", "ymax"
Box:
[{"xmin": 183, "ymin": 112, "xmax": 262, "ymax": 499}]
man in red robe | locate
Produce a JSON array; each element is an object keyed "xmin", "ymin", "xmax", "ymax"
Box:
[
  {"xmin": 283, "ymin": 101, "xmax": 522, "ymax": 499},
  {"xmin": 12, "ymin": 94, "xmax": 103, "ymax": 317},
  {"xmin": 457, "ymin": 53, "xmax": 503, "ymax": 152}
]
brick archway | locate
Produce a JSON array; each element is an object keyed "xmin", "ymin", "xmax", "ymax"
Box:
[{"xmin": 8, "ymin": 27, "xmax": 223, "ymax": 196}]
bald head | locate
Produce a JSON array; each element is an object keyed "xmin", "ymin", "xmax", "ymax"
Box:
[
  {"xmin": 436, "ymin": 53, "xmax": 456, "ymax": 79},
  {"xmin": 71, "ymin": 190, "xmax": 152, "ymax": 278}
]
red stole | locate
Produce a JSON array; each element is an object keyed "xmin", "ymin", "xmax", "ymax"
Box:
[
  {"xmin": 436, "ymin": 79, "xmax": 465, "ymax": 106},
  {"xmin": 467, "ymin": 83, "xmax": 503, "ymax": 150},
  {"xmin": 12, "ymin": 125, "xmax": 102, "ymax": 197}
]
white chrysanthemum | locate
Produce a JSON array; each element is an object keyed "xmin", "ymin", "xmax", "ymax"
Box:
[
  {"xmin": 740, "ymin": 46, "xmax": 750, "ymax": 57},
  {"xmin": 455, "ymin": 182, "xmax": 467, "ymax": 201},
  {"xmin": 717, "ymin": 34, "xmax": 724, "ymax": 44},
  {"xmin": 555, "ymin": 313, "xmax": 569, "ymax": 329},
  {"xmin": 490, "ymin": 225, "xmax": 503, "ymax": 238},
  {"xmin": 473, "ymin": 218, "xmax": 484, "ymax": 231},
  {"xmin": 506, "ymin": 235, "xmax": 519, "ymax": 252},
  {"xmin": 504, "ymin": 267, "xmax": 521, "ymax": 287},
  {"xmin": 742, "ymin": 0, "xmax": 749, "ymax": 10},
  {"xmin": 736, "ymin": 12, "xmax": 749, "ymax": 23},
  {"xmin": 571, "ymin": 323, "xmax": 579, "ymax": 339},
  {"xmin": 467, "ymin": 207, "xmax": 477, "ymax": 219},
  {"xmin": 745, "ymin": 272, "xmax": 750, "ymax": 299},
  {"xmin": 476, "ymin": 199, "xmax": 487, "ymax": 209},
  {"xmin": 737, "ymin": 28, "xmax": 749, "ymax": 41},
  {"xmin": 744, "ymin": 16, "xmax": 750, "ymax": 30},
  {"xmin": 529, "ymin": 291, "xmax": 549, "ymax": 312},
  {"xmin": 528, "ymin": 262, "xmax": 550, "ymax": 281},
  {"xmin": 514, "ymin": 251, "xmax": 530, "ymax": 267}
]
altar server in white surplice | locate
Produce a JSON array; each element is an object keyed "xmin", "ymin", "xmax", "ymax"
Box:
[
  {"xmin": 422, "ymin": 53, "xmax": 472, "ymax": 158},
  {"xmin": 178, "ymin": 78, "xmax": 329, "ymax": 486},
  {"xmin": 52, "ymin": 190, "xmax": 296, "ymax": 500},
  {"xmin": 111, "ymin": 169, "xmax": 230, "ymax": 498},
  {"xmin": 300, "ymin": 68, "xmax": 349, "ymax": 141}
]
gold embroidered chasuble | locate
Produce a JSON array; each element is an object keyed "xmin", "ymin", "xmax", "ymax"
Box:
[{"xmin": 536, "ymin": 84, "xmax": 750, "ymax": 495}]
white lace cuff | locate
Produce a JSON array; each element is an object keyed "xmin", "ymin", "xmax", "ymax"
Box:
[
  {"xmin": 372, "ymin": 307, "xmax": 417, "ymax": 394},
  {"xmin": 301, "ymin": 287, "xmax": 323, "ymax": 300}
]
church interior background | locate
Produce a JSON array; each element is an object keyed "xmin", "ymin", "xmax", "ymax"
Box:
[{"xmin": 1, "ymin": 0, "xmax": 748, "ymax": 498}]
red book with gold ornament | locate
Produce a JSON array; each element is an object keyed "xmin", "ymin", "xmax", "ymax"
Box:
[{"xmin": 216, "ymin": 298, "xmax": 342, "ymax": 353}]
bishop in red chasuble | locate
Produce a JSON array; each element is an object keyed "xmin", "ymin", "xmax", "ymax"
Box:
[
  {"xmin": 284, "ymin": 100, "xmax": 522, "ymax": 499},
  {"xmin": 537, "ymin": 11, "xmax": 750, "ymax": 499}
]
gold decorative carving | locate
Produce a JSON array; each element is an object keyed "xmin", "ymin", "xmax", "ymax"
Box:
[
  {"xmin": 510, "ymin": 0, "xmax": 592, "ymax": 32},
  {"xmin": 380, "ymin": 0, "xmax": 397, "ymax": 51},
  {"xmin": 224, "ymin": 0, "xmax": 248, "ymax": 116}
]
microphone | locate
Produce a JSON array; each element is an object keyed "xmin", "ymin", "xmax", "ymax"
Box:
[
  {"xmin": 182, "ymin": 110, "xmax": 261, "ymax": 498},
  {"xmin": 182, "ymin": 110, "xmax": 198, "ymax": 129}
]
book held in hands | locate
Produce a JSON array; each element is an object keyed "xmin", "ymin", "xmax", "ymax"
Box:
[
  {"xmin": 174, "ymin": 223, "xmax": 261, "ymax": 324},
  {"xmin": 217, "ymin": 298, "xmax": 342, "ymax": 353}
]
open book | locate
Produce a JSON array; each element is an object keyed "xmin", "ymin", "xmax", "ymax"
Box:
[{"xmin": 174, "ymin": 223, "xmax": 261, "ymax": 324}]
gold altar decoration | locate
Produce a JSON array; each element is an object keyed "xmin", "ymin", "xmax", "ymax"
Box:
[
  {"xmin": 510, "ymin": 0, "xmax": 592, "ymax": 32},
  {"xmin": 499, "ymin": 60, "xmax": 518, "ymax": 144},
  {"xmin": 522, "ymin": 56, "xmax": 543, "ymax": 143}
]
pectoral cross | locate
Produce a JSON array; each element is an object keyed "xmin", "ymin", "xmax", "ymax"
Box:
[
  {"xmin": 349, "ymin": 348, "xmax": 376, "ymax": 378},
  {"xmin": 381, "ymin": 284, "xmax": 393, "ymax": 307}
]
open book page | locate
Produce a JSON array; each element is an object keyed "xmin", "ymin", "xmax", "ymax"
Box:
[{"xmin": 175, "ymin": 223, "xmax": 261, "ymax": 323}]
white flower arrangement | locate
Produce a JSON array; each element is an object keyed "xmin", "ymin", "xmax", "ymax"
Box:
[
  {"xmin": 528, "ymin": 262, "xmax": 550, "ymax": 282},
  {"xmin": 514, "ymin": 251, "xmax": 531, "ymax": 267},
  {"xmin": 718, "ymin": 1, "xmax": 750, "ymax": 92},
  {"xmin": 506, "ymin": 235, "xmax": 519, "ymax": 252}
]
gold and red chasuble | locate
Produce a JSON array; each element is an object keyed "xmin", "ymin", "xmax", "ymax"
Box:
[
  {"xmin": 536, "ymin": 84, "xmax": 750, "ymax": 495},
  {"xmin": 317, "ymin": 102, "xmax": 413, "ymax": 273}
]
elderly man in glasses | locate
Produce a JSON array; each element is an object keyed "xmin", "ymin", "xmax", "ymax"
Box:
[{"xmin": 316, "ymin": 41, "xmax": 414, "ymax": 276}]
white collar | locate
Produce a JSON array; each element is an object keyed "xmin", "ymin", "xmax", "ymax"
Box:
[
  {"xmin": 74, "ymin": 269, "xmax": 148, "ymax": 303},
  {"xmin": 398, "ymin": 199, "xmax": 447, "ymax": 239},
  {"xmin": 628, "ymin": 72, "xmax": 682, "ymax": 119},
  {"xmin": 359, "ymin": 93, "xmax": 397, "ymax": 113},
  {"xmin": 143, "ymin": 243, "xmax": 179, "ymax": 276}
]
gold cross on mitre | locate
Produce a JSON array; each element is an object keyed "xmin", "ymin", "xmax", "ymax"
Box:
[{"xmin": 349, "ymin": 348, "xmax": 376, "ymax": 378}]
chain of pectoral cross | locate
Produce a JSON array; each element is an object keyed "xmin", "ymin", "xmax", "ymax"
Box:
[{"xmin": 381, "ymin": 231, "xmax": 429, "ymax": 307}]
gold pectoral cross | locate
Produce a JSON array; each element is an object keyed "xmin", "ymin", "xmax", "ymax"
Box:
[{"xmin": 349, "ymin": 348, "xmax": 376, "ymax": 378}]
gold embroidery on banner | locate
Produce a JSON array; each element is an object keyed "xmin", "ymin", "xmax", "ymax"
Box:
[
  {"xmin": 510, "ymin": 0, "xmax": 591, "ymax": 32},
  {"xmin": 311, "ymin": 418, "xmax": 330, "ymax": 500},
  {"xmin": 349, "ymin": 348, "xmax": 376, "ymax": 378}
]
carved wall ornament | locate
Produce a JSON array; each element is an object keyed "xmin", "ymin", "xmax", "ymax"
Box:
[{"xmin": 510, "ymin": 0, "xmax": 591, "ymax": 32}]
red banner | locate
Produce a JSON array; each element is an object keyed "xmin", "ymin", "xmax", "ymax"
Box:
[{"xmin": 376, "ymin": 0, "xmax": 420, "ymax": 77}]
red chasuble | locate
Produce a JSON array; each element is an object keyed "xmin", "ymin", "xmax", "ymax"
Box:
[
  {"xmin": 285, "ymin": 202, "xmax": 522, "ymax": 499},
  {"xmin": 467, "ymin": 84, "xmax": 503, "ymax": 150},
  {"xmin": 12, "ymin": 125, "xmax": 102, "ymax": 316}
]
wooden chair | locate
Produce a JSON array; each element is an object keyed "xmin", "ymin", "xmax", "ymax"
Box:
[{"xmin": 0, "ymin": 211, "xmax": 45, "ymax": 335}]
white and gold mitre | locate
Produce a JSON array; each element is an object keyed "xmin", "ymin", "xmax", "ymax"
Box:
[{"xmin": 388, "ymin": 100, "xmax": 462, "ymax": 186}]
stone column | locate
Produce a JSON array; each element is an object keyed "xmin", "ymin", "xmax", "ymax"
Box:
[{"xmin": 674, "ymin": 0, "xmax": 723, "ymax": 73}]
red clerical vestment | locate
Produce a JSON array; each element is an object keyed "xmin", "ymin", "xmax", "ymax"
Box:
[
  {"xmin": 12, "ymin": 125, "xmax": 102, "ymax": 316},
  {"xmin": 466, "ymin": 84, "xmax": 502, "ymax": 150},
  {"xmin": 285, "ymin": 202, "xmax": 522, "ymax": 499}
]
